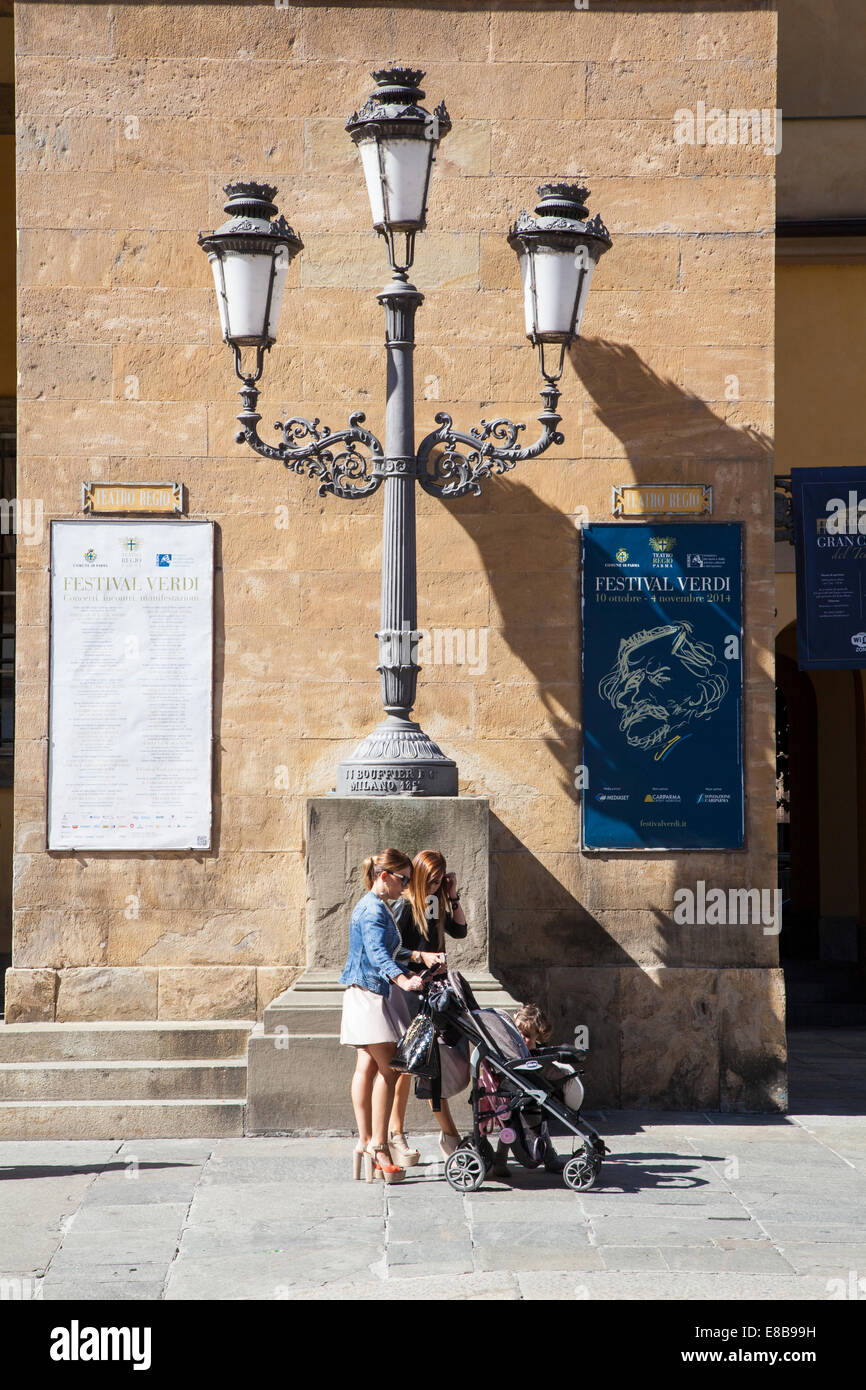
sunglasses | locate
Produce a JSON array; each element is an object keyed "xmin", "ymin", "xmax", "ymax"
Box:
[{"xmin": 387, "ymin": 871, "xmax": 410, "ymax": 887}]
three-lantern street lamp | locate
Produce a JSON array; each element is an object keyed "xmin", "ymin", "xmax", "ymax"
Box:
[{"xmin": 199, "ymin": 67, "xmax": 611, "ymax": 796}]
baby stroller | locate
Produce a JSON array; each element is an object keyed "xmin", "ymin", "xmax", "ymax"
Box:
[{"xmin": 426, "ymin": 972, "xmax": 609, "ymax": 1193}]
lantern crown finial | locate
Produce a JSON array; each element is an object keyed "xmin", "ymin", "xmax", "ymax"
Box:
[
  {"xmin": 535, "ymin": 183, "xmax": 591, "ymax": 220},
  {"xmin": 508, "ymin": 181, "xmax": 611, "ymax": 248},
  {"xmin": 369, "ymin": 67, "xmax": 426, "ymax": 103},
  {"xmin": 346, "ymin": 67, "xmax": 451, "ymax": 139},
  {"xmin": 221, "ymin": 182, "xmax": 279, "ymax": 219}
]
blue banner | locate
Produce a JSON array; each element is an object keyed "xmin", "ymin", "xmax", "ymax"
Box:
[
  {"xmin": 791, "ymin": 467, "xmax": 866, "ymax": 669},
  {"xmin": 581, "ymin": 523, "xmax": 744, "ymax": 850}
]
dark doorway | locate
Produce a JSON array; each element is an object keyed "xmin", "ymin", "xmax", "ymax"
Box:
[{"xmin": 775, "ymin": 650, "xmax": 819, "ymax": 958}]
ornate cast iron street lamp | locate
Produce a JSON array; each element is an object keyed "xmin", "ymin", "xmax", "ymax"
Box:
[{"xmin": 199, "ymin": 67, "xmax": 611, "ymax": 796}]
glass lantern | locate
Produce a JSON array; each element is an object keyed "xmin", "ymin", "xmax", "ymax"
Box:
[
  {"xmin": 198, "ymin": 182, "xmax": 303, "ymax": 380},
  {"xmin": 508, "ymin": 183, "xmax": 612, "ymax": 381},
  {"xmin": 346, "ymin": 68, "xmax": 451, "ymax": 274}
]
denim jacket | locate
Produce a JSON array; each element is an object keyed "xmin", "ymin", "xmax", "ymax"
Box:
[{"xmin": 339, "ymin": 891, "xmax": 404, "ymax": 997}]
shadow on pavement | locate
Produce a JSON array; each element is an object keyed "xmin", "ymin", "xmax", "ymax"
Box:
[{"xmin": 0, "ymin": 1161, "xmax": 200, "ymax": 1181}]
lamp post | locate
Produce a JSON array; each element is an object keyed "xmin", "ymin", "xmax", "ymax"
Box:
[{"xmin": 199, "ymin": 67, "xmax": 611, "ymax": 796}]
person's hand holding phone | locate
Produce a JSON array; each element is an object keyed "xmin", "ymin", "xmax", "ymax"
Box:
[{"xmin": 419, "ymin": 951, "xmax": 446, "ymax": 974}]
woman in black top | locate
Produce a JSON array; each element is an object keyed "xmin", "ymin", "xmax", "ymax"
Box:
[{"xmin": 388, "ymin": 849, "xmax": 468, "ymax": 1163}]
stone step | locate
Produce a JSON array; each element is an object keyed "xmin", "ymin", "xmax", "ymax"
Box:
[
  {"xmin": 0, "ymin": 1020, "xmax": 255, "ymax": 1063},
  {"xmin": 262, "ymin": 971, "xmax": 520, "ymax": 1035},
  {"xmin": 0, "ymin": 1098, "xmax": 245, "ymax": 1140},
  {"xmin": 246, "ymin": 1029, "xmax": 473, "ymax": 1135},
  {"xmin": 0, "ymin": 1058, "xmax": 248, "ymax": 1102},
  {"xmin": 263, "ymin": 1003, "xmax": 342, "ymax": 1033}
]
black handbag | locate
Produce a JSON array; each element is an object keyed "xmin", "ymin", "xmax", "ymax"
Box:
[{"xmin": 390, "ymin": 1008, "xmax": 440, "ymax": 1080}]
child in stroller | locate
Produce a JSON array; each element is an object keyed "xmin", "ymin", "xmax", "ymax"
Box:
[
  {"xmin": 482, "ymin": 1002, "xmax": 578, "ymax": 1177},
  {"xmin": 424, "ymin": 972, "xmax": 608, "ymax": 1193}
]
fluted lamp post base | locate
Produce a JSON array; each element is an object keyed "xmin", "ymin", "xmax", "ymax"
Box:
[{"xmin": 336, "ymin": 715, "xmax": 458, "ymax": 796}]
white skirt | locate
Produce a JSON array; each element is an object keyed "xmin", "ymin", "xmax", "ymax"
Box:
[{"xmin": 340, "ymin": 982, "xmax": 413, "ymax": 1047}]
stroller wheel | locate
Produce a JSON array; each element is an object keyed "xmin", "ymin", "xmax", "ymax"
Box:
[
  {"xmin": 444, "ymin": 1144, "xmax": 487, "ymax": 1193},
  {"xmin": 563, "ymin": 1151, "xmax": 601, "ymax": 1192}
]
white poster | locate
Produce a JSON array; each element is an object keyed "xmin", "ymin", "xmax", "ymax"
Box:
[{"xmin": 48, "ymin": 520, "xmax": 214, "ymax": 850}]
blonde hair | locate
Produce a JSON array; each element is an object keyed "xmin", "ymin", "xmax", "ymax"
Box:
[
  {"xmin": 514, "ymin": 1002, "xmax": 552, "ymax": 1045},
  {"xmin": 406, "ymin": 849, "xmax": 449, "ymax": 945},
  {"xmin": 362, "ymin": 848, "xmax": 413, "ymax": 892}
]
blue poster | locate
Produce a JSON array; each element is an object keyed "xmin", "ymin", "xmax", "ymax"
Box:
[
  {"xmin": 791, "ymin": 467, "xmax": 866, "ymax": 669},
  {"xmin": 581, "ymin": 523, "xmax": 743, "ymax": 850}
]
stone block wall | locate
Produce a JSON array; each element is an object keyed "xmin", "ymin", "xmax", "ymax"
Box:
[{"xmin": 9, "ymin": 2, "xmax": 780, "ymax": 1106}]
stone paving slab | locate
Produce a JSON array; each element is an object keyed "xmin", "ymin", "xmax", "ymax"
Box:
[
  {"xmin": 115, "ymin": 1140, "xmax": 221, "ymax": 1160},
  {"xmin": 597, "ymin": 1245, "xmax": 668, "ymax": 1270},
  {"xmin": 36, "ymin": 1280, "xmax": 169, "ymax": 1301},
  {"xmin": 659, "ymin": 1243, "xmax": 794, "ymax": 1273},
  {"xmin": 77, "ymin": 1178, "xmax": 202, "ymax": 1208},
  {"xmin": 759, "ymin": 1220, "xmax": 866, "ymax": 1242},
  {"xmin": 0, "ymin": 1141, "xmax": 123, "ymax": 1166},
  {"xmin": 1, "ymin": 1226, "xmax": 73, "ymax": 1273},
  {"xmin": 280, "ymin": 1272, "xmax": 523, "ymax": 1300},
  {"xmin": 386, "ymin": 1242, "xmax": 474, "ymax": 1276},
  {"xmin": 515, "ymin": 1272, "xmax": 838, "ymax": 1300},
  {"xmin": 177, "ymin": 1216, "xmax": 384, "ymax": 1259},
  {"xmin": 187, "ymin": 1181, "xmax": 385, "ymax": 1226},
  {"xmin": 587, "ymin": 1216, "xmax": 760, "ymax": 1246},
  {"xmin": 47, "ymin": 1231, "xmax": 184, "ymax": 1267},
  {"xmin": 1, "ymin": 1105, "xmax": 866, "ymax": 1300},
  {"xmin": 475, "ymin": 1238, "xmax": 604, "ymax": 1273},
  {"xmin": 775, "ymin": 1243, "xmax": 866, "ymax": 1274},
  {"xmin": 164, "ymin": 1247, "xmax": 387, "ymax": 1299},
  {"xmin": 68, "ymin": 1202, "xmax": 190, "ymax": 1234},
  {"xmin": 41, "ymin": 1261, "xmax": 174, "ymax": 1286}
]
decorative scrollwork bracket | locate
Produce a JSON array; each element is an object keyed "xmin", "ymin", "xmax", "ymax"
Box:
[
  {"xmin": 415, "ymin": 383, "xmax": 564, "ymax": 499},
  {"xmin": 235, "ymin": 383, "xmax": 385, "ymax": 499}
]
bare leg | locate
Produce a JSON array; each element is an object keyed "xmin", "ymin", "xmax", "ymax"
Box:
[
  {"xmin": 390, "ymin": 1071, "xmax": 412, "ymax": 1136},
  {"xmin": 430, "ymin": 1097, "xmax": 459, "ymax": 1137},
  {"xmin": 350, "ymin": 1047, "xmax": 376, "ymax": 1146},
  {"xmin": 367, "ymin": 1042, "xmax": 400, "ymax": 1147}
]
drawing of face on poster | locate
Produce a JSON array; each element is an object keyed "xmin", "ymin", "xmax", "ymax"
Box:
[{"xmin": 599, "ymin": 621, "xmax": 729, "ymax": 754}]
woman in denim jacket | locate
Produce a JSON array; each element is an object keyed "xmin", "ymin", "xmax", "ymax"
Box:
[
  {"xmin": 340, "ymin": 848, "xmax": 442, "ymax": 1183},
  {"xmin": 388, "ymin": 849, "xmax": 466, "ymax": 1164}
]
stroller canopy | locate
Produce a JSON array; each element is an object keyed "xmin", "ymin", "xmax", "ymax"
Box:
[{"xmin": 443, "ymin": 971, "xmax": 530, "ymax": 1061}]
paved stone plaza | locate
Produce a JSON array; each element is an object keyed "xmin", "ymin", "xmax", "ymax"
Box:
[{"xmin": 0, "ymin": 1031, "xmax": 863, "ymax": 1301}]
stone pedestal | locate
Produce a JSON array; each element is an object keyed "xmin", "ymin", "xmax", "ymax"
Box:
[{"xmin": 246, "ymin": 796, "xmax": 517, "ymax": 1133}]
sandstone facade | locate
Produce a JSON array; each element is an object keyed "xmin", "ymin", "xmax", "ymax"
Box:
[{"xmin": 9, "ymin": 1, "xmax": 780, "ymax": 1108}]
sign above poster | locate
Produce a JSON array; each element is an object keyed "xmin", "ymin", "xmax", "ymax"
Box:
[
  {"xmin": 581, "ymin": 522, "xmax": 744, "ymax": 851},
  {"xmin": 48, "ymin": 520, "xmax": 214, "ymax": 851},
  {"xmin": 791, "ymin": 467, "xmax": 866, "ymax": 669},
  {"xmin": 612, "ymin": 484, "xmax": 712, "ymax": 517},
  {"xmin": 82, "ymin": 482, "xmax": 183, "ymax": 515}
]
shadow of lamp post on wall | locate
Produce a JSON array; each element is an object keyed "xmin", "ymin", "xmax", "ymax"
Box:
[{"xmin": 198, "ymin": 67, "xmax": 611, "ymax": 796}]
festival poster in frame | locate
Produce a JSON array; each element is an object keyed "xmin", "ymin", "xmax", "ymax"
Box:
[
  {"xmin": 581, "ymin": 522, "xmax": 744, "ymax": 851},
  {"xmin": 48, "ymin": 519, "xmax": 214, "ymax": 851},
  {"xmin": 791, "ymin": 466, "xmax": 866, "ymax": 670}
]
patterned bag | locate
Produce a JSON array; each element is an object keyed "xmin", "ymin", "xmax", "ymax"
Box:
[{"xmin": 390, "ymin": 1010, "xmax": 439, "ymax": 1080}]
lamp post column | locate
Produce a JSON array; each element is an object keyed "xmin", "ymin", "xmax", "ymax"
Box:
[
  {"xmin": 377, "ymin": 276, "xmax": 422, "ymax": 720},
  {"xmin": 335, "ymin": 276, "xmax": 458, "ymax": 796}
]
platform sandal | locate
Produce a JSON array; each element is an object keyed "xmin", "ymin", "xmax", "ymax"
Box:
[
  {"xmin": 367, "ymin": 1141, "xmax": 406, "ymax": 1183},
  {"xmin": 388, "ymin": 1130, "xmax": 420, "ymax": 1167}
]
